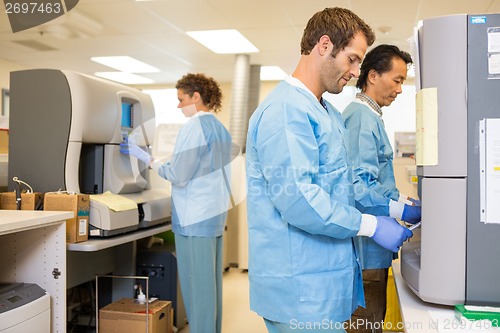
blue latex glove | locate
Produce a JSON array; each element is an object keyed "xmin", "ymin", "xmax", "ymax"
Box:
[
  {"xmin": 409, "ymin": 198, "xmax": 421, "ymax": 206},
  {"xmin": 371, "ymin": 216, "xmax": 413, "ymax": 252},
  {"xmin": 120, "ymin": 140, "xmax": 151, "ymax": 164},
  {"xmin": 402, "ymin": 204, "xmax": 421, "ymax": 224}
]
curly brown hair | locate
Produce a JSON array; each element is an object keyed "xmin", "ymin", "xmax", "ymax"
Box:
[
  {"xmin": 175, "ymin": 73, "xmax": 223, "ymax": 113},
  {"xmin": 300, "ymin": 7, "xmax": 375, "ymax": 57}
]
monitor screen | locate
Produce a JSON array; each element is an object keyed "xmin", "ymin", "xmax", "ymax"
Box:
[{"xmin": 121, "ymin": 102, "xmax": 133, "ymax": 128}]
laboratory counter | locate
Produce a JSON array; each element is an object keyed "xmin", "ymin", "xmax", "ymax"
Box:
[
  {"xmin": 67, "ymin": 222, "xmax": 171, "ymax": 251},
  {"xmin": 0, "ymin": 210, "xmax": 73, "ymax": 235},
  {"xmin": 393, "ymin": 261, "xmax": 500, "ymax": 333}
]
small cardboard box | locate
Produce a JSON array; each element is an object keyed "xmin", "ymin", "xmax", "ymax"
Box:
[
  {"xmin": 44, "ymin": 193, "xmax": 90, "ymax": 243},
  {"xmin": 99, "ymin": 298, "xmax": 173, "ymax": 333},
  {"xmin": 0, "ymin": 192, "xmax": 44, "ymax": 210}
]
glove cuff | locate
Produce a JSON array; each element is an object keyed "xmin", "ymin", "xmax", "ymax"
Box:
[
  {"xmin": 357, "ymin": 214, "xmax": 377, "ymax": 237},
  {"xmin": 398, "ymin": 193, "xmax": 413, "ymax": 205},
  {"xmin": 150, "ymin": 158, "xmax": 163, "ymax": 171},
  {"xmin": 389, "ymin": 200, "xmax": 404, "ymax": 219}
]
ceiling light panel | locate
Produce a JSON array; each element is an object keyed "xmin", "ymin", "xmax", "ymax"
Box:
[
  {"xmin": 186, "ymin": 29, "xmax": 259, "ymax": 54},
  {"xmin": 95, "ymin": 72, "xmax": 154, "ymax": 84},
  {"xmin": 91, "ymin": 56, "xmax": 159, "ymax": 73}
]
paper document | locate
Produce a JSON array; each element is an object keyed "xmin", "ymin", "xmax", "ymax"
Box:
[
  {"xmin": 465, "ymin": 305, "xmax": 500, "ymax": 313},
  {"xmin": 479, "ymin": 118, "xmax": 500, "ymax": 224},
  {"xmin": 428, "ymin": 309, "xmax": 500, "ymax": 332},
  {"xmin": 90, "ymin": 191, "xmax": 137, "ymax": 212},
  {"xmin": 415, "ymin": 87, "xmax": 438, "ymax": 166}
]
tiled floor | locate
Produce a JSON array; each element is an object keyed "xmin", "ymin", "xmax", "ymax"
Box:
[{"xmin": 178, "ymin": 268, "xmax": 266, "ymax": 333}]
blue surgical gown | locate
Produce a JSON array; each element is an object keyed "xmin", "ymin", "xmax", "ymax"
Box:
[
  {"xmin": 246, "ymin": 77, "xmax": 364, "ymax": 325},
  {"xmin": 158, "ymin": 112, "xmax": 233, "ymax": 237},
  {"xmin": 158, "ymin": 112, "xmax": 232, "ymax": 333},
  {"xmin": 342, "ymin": 101, "xmax": 399, "ymax": 269}
]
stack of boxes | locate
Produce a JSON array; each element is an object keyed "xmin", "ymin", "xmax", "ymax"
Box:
[{"xmin": 0, "ymin": 191, "xmax": 90, "ymax": 244}]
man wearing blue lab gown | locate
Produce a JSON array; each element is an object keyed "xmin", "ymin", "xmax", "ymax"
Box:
[
  {"xmin": 245, "ymin": 8, "xmax": 413, "ymax": 333},
  {"xmin": 342, "ymin": 45, "xmax": 421, "ymax": 333}
]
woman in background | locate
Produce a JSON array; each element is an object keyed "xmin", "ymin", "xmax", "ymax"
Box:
[{"xmin": 122, "ymin": 73, "xmax": 233, "ymax": 333}]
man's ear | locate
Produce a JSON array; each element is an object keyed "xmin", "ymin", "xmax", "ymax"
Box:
[
  {"xmin": 317, "ymin": 35, "xmax": 332, "ymax": 56},
  {"xmin": 368, "ymin": 69, "xmax": 379, "ymax": 84}
]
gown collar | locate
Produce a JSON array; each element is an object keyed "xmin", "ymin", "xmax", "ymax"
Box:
[
  {"xmin": 286, "ymin": 75, "xmax": 317, "ymax": 98},
  {"xmin": 355, "ymin": 92, "xmax": 383, "ymax": 117},
  {"xmin": 192, "ymin": 110, "xmax": 209, "ymax": 119},
  {"xmin": 285, "ymin": 75, "xmax": 328, "ymax": 110}
]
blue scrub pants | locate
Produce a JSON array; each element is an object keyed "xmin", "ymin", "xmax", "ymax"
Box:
[
  {"xmin": 175, "ymin": 234, "xmax": 223, "ymax": 333},
  {"xmin": 265, "ymin": 318, "xmax": 347, "ymax": 333}
]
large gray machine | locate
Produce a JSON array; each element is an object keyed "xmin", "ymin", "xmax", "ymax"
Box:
[
  {"xmin": 401, "ymin": 14, "xmax": 500, "ymax": 306},
  {"xmin": 8, "ymin": 69, "xmax": 171, "ymax": 236}
]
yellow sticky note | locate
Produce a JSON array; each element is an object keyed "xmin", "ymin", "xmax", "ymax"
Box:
[{"xmin": 415, "ymin": 87, "xmax": 439, "ymax": 166}]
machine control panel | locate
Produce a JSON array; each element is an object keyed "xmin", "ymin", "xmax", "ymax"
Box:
[{"xmin": 0, "ymin": 283, "xmax": 46, "ymax": 313}]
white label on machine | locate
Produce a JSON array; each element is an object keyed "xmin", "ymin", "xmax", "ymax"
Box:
[
  {"xmin": 487, "ymin": 27, "xmax": 500, "ymax": 78},
  {"xmin": 488, "ymin": 53, "xmax": 500, "ymax": 75},
  {"xmin": 487, "ymin": 27, "xmax": 500, "ymax": 53},
  {"xmin": 479, "ymin": 118, "xmax": 500, "ymax": 223}
]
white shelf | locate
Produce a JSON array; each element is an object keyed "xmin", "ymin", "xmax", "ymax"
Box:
[
  {"xmin": 0, "ymin": 210, "xmax": 68, "ymax": 333},
  {"xmin": 0, "ymin": 210, "xmax": 73, "ymax": 235},
  {"xmin": 67, "ymin": 223, "xmax": 172, "ymax": 252}
]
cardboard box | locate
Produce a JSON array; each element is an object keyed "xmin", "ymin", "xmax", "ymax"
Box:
[
  {"xmin": 44, "ymin": 193, "xmax": 90, "ymax": 243},
  {"xmin": 0, "ymin": 192, "xmax": 44, "ymax": 210},
  {"xmin": 99, "ymin": 298, "xmax": 173, "ymax": 333}
]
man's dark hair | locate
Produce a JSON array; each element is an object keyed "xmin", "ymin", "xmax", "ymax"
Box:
[{"xmin": 356, "ymin": 44, "xmax": 413, "ymax": 90}]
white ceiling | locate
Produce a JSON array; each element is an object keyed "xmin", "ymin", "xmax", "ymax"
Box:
[{"xmin": 2, "ymin": 0, "xmax": 500, "ymax": 85}]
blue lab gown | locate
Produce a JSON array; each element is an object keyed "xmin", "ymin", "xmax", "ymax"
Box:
[
  {"xmin": 246, "ymin": 76, "xmax": 365, "ymax": 325},
  {"xmin": 342, "ymin": 100, "xmax": 399, "ymax": 269},
  {"xmin": 158, "ymin": 111, "xmax": 232, "ymax": 333},
  {"xmin": 158, "ymin": 111, "xmax": 232, "ymax": 237}
]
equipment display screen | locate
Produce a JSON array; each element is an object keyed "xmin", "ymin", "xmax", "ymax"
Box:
[{"xmin": 122, "ymin": 102, "xmax": 133, "ymax": 128}]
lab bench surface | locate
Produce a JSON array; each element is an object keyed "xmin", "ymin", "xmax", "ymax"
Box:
[
  {"xmin": 0, "ymin": 209, "xmax": 73, "ymax": 235},
  {"xmin": 393, "ymin": 262, "xmax": 500, "ymax": 333},
  {"xmin": 67, "ymin": 223, "xmax": 172, "ymax": 252},
  {"xmin": 66, "ymin": 222, "xmax": 172, "ymax": 289}
]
